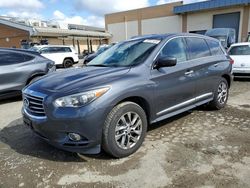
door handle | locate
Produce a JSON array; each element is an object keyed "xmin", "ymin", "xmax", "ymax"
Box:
[
  {"xmin": 214, "ymin": 63, "xmax": 219, "ymax": 67},
  {"xmin": 185, "ymin": 70, "xmax": 194, "ymax": 76}
]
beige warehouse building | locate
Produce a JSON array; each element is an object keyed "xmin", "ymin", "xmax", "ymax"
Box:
[{"xmin": 105, "ymin": 0, "xmax": 250, "ymax": 43}]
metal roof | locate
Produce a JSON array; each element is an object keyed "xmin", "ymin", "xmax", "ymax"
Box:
[
  {"xmin": 174, "ymin": 0, "xmax": 250, "ymax": 14},
  {"xmin": 0, "ymin": 18, "xmax": 35, "ymax": 35},
  {"xmin": 33, "ymin": 27, "xmax": 112, "ymax": 39}
]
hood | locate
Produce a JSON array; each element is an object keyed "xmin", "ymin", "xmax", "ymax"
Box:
[
  {"xmin": 28, "ymin": 66, "xmax": 130, "ymax": 94},
  {"xmin": 231, "ymin": 55, "xmax": 250, "ymax": 68}
]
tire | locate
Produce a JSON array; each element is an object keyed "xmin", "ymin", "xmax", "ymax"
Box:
[
  {"xmin": 208, "ymin": 77, "xmax": 229, "ymax": 110},
  {"xmin": 102, "ymin": 102, "xmax": 148, "ymax": 158},
  {"xmin": 63, "ymin": 59, "xmax": 73, "ymax": 68}
]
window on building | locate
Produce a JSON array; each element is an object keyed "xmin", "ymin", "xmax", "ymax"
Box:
[
  {"xmin": 160, "ymin": 38, "xmax": 187, "ymax": 63},
  {"xmin": 186, "ymin": 37, "xmax": 210, "ymax": 59}
]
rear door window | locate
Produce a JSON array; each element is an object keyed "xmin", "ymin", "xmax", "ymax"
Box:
[
  {"xmin": 0, "ymin": 51, "xmax": 26, "ymax": 65},
  {"xmin": 186, "ymin": 37, "xmax": 211, "ymax": 60},
  {"xmin": 160, "ymin": 38, "xmax": 187, "ymax": 63},
  {"xmin": 207, "ymin": 40, "xmax": 224, "ymax": 56}
]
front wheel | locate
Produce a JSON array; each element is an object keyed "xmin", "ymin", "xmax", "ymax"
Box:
[
  {"xmin": 102, "ymin": 102, "xmax": 148, "ymax": 158},
  {"xmin": 208, "ymin": 78, "xmax": 229, "ymax": 110}
]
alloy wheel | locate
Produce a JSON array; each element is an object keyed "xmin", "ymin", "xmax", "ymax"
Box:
[
  {"xmin": 115, "ymin": 112, "xmax": 142, "ymax": 150},
  {"xmin": 217, "ymin": 82, "xmax": 228, "ymax": 105}
]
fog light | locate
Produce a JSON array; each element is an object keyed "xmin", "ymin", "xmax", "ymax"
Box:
[{"xmin": 68, "ymin": 133, "xmax": 82, "ymax": 141}]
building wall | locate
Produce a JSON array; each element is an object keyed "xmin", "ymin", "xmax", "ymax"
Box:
[
  {"xmin": 105, "ymin": 2, "xmax": 182, "ymax": 43},
  {"xmin": 186, "ymin": 7, "xmax": 244, "ymax": 41},
  {"xmin": 108, "ymin": 21, "xmax": 139, "ymax": 42},
  {"xmin": 106, "ymin": 2, "xmax": 250, "ymax": 43},
  {"xmin": 0, "ymin": 23, "xmax": 29, "ymax": 48},
  {"xmin": 141, "ymin": 15, "xmax": 182, "ymax": 35},
  {"xmin": 32, "ymin": 37, "xmax": 101, "ymax": 53}
]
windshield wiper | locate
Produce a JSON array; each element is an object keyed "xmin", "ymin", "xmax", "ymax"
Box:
[{"xmin": 86, "ymin": 64, "xmax": 109, "ymax": 67}]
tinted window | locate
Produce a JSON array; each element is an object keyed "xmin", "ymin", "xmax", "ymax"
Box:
[
  {"xmin": 23, "ymin": 54, "xmax": 35, "ymax": 61},
  {"xmin": 160, "ymin": 38, "xmax": 187, "ymax": 63},
  {"xmin": 64, "ymin": 47, "xmax": 72, "ymax": 52},
  {"xmin": 229, "ymin": 45, "xmax": 250, "ymax": 55},
  {"xmin": 0, "ymin": 51, "xmax": 26, "ymax": 65},
  {"xmin": 186, "ymin": 38, "xmax": 210, "ymax": 59},
  {"xmin": 40, "ymin": 47, "xmax": 50, "ymax": 54},
  {"xmin": 207, "ymin": 40, "xmax": 224, "ymax": 56},
  {"xmin": 48, "ymin": 47, "xmax": 72, "ymax": 53}
]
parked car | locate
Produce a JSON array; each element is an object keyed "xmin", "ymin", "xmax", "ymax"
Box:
[
  {"xmin": 83, "ymin": 45, "xmax": 112, "ymax": 64},
  {"xmin": 205, "ymin": 28, "xmax": 236, "ymax": 49},
  {"xmin": 22, "ymin": 34, "xmax": 232, "ymax": 158},
  {"xmin": 30, "ymin": 45, "xmax": 79, "ymax": 68},
  {"xmin": 228, "ymin": 42, "xmax": 250, "ymax": 77},
  {"xmin": 0, "ymin": 48, "xmax": 55, "ymax": 100}
]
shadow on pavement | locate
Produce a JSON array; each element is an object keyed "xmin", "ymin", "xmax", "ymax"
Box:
[
  {"xmin": 0, "ymin": 118, "xmax": 87, "ymax": 162},
  {"xmin": 0, "ymin": 107, "xmax": 210, "ymax": 161},
  {"xmin": 0, "ymin": 96, "xmax": 22, "ymax": 105},
  {"xmin": 234, "ymin": 77, "xmax": 250, "ymax": 82}
]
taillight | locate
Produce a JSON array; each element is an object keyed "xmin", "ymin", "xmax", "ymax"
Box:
[{"xmin": 229, "ymin": 58, "xmax": 234, "ymax": 64}]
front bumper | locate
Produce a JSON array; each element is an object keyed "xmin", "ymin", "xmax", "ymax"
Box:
[{"xmin": 22, "ymin": 103, "xmax": 108, "ymax": 154}]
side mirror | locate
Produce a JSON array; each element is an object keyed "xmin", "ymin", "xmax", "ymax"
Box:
[{"xmin": 154, "ymin": 56, "xmax": 177, "ymax": 69}]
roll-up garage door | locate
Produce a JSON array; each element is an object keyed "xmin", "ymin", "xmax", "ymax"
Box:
[{"xmin": 213, "ymin": 12, "xmax": 240, "ymax": 42}]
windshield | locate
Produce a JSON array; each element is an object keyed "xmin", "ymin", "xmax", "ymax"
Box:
[
  {"xmin": 29, "ymin": 46, "xmax": 40, "ymax": 52},
  {"xmin": 96, "ymin": 46, "xmax": 109, "ymax": 55},
  {"xmin": 87, "ymin": 39, "xmax": 161, "ymax": 67},
  {"xmin": 229, "ymin": 45, "xmax": 250, "ymax": 55}
]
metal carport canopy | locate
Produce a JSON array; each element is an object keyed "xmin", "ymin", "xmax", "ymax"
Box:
[
  {"xmin": 174, "ymin": 0, "xmax": 250, "ymax": 14},
  {"xmin": 32, "ymin": 27, "xmax": 112, "ymax": 38}
]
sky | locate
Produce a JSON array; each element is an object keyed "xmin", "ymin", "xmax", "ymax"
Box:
[{"xmin": 0, "ymin": 0, "xmax": 205, "ymax": 28}]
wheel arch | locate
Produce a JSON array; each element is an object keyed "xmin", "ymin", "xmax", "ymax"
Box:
[
  {"xmin": 64, "ymin": 57, "xmax": 74, "ymax": 62},
  {"xmin": 115, "ymin": 96, "xmax": 151, "ymax": 124},
  {"xmin": 222, "ymin": 74, "xmax": 231, "ymax": 88},
  {"xmin": 26, "ymin": 72, "xmax": 46, "ymax": 85}
]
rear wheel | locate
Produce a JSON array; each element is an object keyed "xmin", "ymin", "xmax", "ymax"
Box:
[
  {"xmin": 102, "ymin": 102, "xmax": 148, "ymax": 158},
  {"xmin": 208, "ymin": 78, "xmax": 229, "ymax": 110},
  {"xmin": 63, "ymin": 59, "xmax": 73, "ymax": 68}
]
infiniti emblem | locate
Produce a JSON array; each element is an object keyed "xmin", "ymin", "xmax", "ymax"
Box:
[{"xmin": 23, "ymin": 98, "xmax": 29, "ymax": 109}]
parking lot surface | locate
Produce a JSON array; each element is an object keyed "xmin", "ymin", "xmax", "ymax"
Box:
[{"xmin": 0, "ymin": 79, "xmax": 250, "ymax": 188}]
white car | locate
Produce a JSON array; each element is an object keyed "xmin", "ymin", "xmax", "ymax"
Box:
[
  {"xmin": 228, "ymin": 42, "xmax": 250, "ymax": 77},
  {"xmin": 30, "ymin": 45, "xmax": 79, "ymax": 68}
]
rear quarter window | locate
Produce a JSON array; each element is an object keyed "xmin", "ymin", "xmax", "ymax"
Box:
[
  {"xmin": 207, "ymin": 40, "xmax": 224, "ymax": 56},
  {"xmin": 186, "ymin": 37, "xmax": 211, "ymax": 59}
]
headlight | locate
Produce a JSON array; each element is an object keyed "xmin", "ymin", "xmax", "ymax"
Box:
[{"xmin": 54, "ymin": 87, "xmax": 110, "ymax": 107}]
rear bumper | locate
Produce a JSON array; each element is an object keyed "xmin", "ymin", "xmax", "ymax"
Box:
[{"xmin": 233, "ymin": 67, "xmax": 250, "ymax": 77}]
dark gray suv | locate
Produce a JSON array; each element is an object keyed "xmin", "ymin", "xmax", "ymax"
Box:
[
  {"xmin": 0, "ymin": 48, "xmax": 55, "ymax": 99},
  {"xmin": 22, "ymin": 34, "xmax": 233, "ymax": 158}
]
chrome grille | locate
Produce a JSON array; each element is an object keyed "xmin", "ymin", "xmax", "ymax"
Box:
[{"xmin": 23, "ymin": 94, "xmax": 45, "ymax": 117}]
